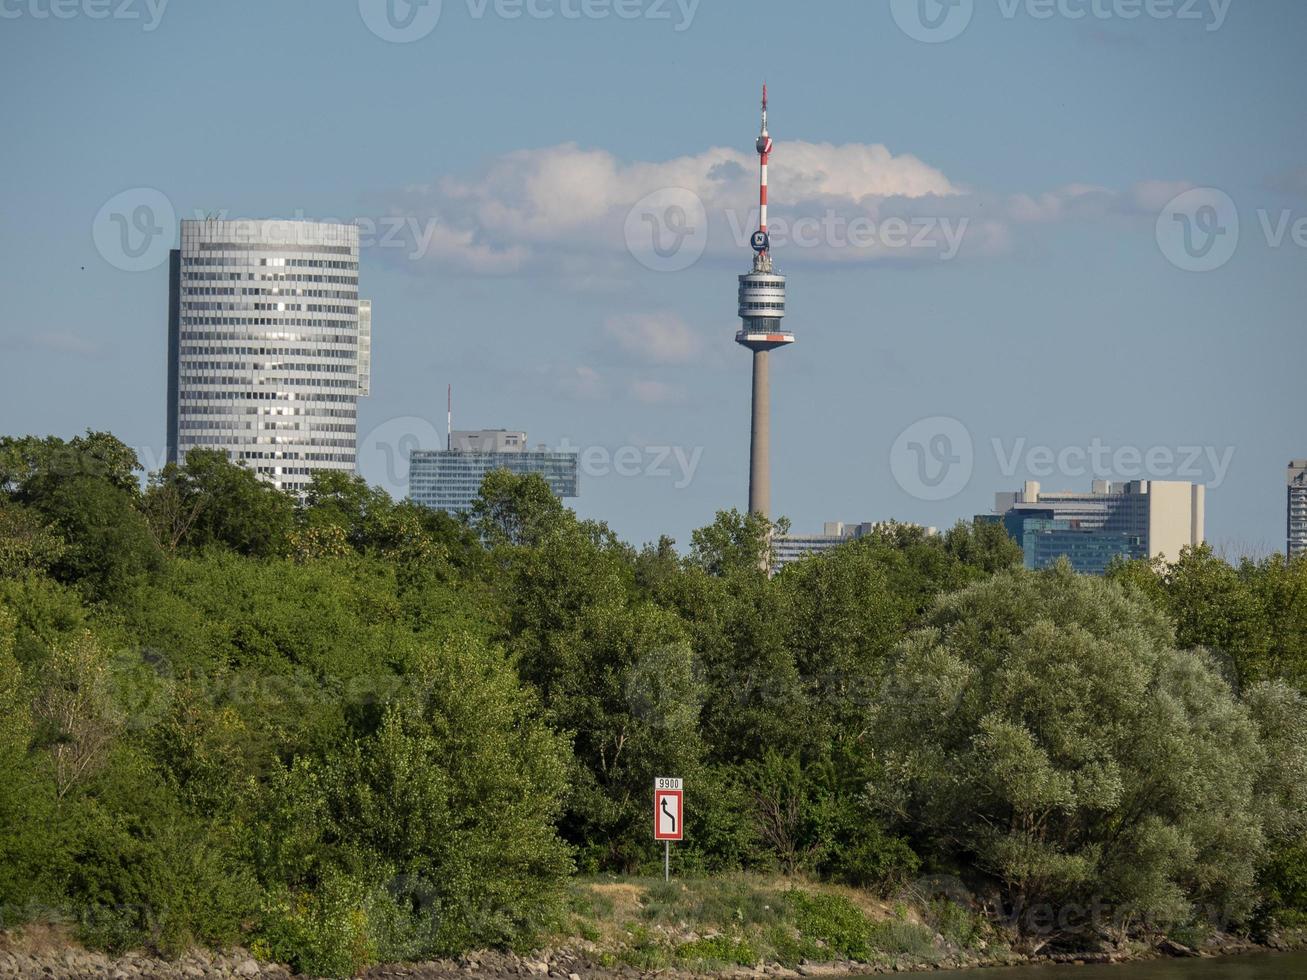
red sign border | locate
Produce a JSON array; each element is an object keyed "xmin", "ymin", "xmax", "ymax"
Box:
[{"xmin": 654, "ymin": 788, "xmax": 684, "ymax": 841}]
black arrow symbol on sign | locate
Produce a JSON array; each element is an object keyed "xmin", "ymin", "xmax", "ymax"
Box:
[{"xmin": 661, "ymin": 796, "xmax": 677, "ymax": 833}]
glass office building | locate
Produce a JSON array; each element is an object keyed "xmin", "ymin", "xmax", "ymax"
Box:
[
  {"xmin": 990, "ymin": 479, "xmax": 1204, "ymax": 574},
  {"xmin": 409, "ymin": 430, "xmax": 579, "ymax": 514},
  {"xmin": 166, "ymin": 219, "xmax": 370, "ymax": 495},
  {"xmin": 1001, "ymin": 509, "xmax": 1145, "ymax": 576}
]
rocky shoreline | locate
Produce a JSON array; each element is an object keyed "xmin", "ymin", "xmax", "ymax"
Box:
[{"xmin": 0, "ymin": 936, "xmax": 1302, "ymax": 980}]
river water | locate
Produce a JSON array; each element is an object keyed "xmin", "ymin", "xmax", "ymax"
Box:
[{"xmin": 920, "ymin": 953, "xmax": 1306, "ymax": 980}]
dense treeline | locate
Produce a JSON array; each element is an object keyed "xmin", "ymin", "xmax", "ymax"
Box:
[{"xmin": 1, "ymin": 431, "xmax": 1305, "ymax": 975}]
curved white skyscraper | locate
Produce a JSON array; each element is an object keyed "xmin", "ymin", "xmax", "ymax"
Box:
[{"xmin": 166, "ymin": 219, "xmax": 371, "ymax": 494}]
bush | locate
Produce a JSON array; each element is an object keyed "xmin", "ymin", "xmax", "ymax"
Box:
[
  {"xmin": 675, "ymin": 933, "xmax": 758, "ymax": 965},
  {"xmin": 784, "ymin": 890, "xmax": 873, "ymax": 961},
  {"xmin": 254, "ymin": 872, "xmax": 400, "ymax": 978}
]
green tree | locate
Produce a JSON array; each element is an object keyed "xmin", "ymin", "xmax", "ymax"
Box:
[
  {"xmin": 0, "ymin": 608, "xmax": 57, "ymax": 911},
  {"xmin": 471, "ymin": 470, "xmax": 569, "ymax": 549},
  {"xmin": 148, "ymin": 450, "xmax": 295, "ymax": 557},
  {"xmin": 874, "ymin": 563, "xmax": 1271, "ymax": 941}
]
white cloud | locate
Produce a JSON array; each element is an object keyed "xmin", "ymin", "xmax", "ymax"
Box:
[
  {"xmin": 553, "ymin": 364, "xmax": 606, "ymax": 401},
  {"xmin": 377, "ymin": 140, "xmax": 960, "ymax": 273},
  {"xmin": 630, "ymin": 379, "xmax": 687, "ymax": 405},
  {"xmin": 603, "ymin": 313, "xmax": 701, "ymax": 365},
  {"xmin": 372, "ymin": 142, "xmax": 1206, "ymax": 275}
]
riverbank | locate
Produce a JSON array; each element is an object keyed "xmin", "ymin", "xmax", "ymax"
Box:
[{"xmin": 1, "ymin": 876, "xmax": 1303, "ymax": 979}]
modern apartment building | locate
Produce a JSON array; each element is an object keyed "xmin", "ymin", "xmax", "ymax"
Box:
[
  {"xmin": 1289, "ymin": 461, "xmax": 1307, "ymax": 560},
  {"xmin": 166, "ymin": 219, "xmax": 370, "ymax": 494},
  {"xmin": 994, "ymin": 479, "xmax": 1205, "ymax": 573},
  {"xmin": 408, "ymin": 429, "xmax": 579, "ymax": 514}
]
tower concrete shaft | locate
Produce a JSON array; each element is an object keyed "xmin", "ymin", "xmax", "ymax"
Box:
[{"xmin": 748, "ymin": 349, "xmax": 770, "ymax": 517}]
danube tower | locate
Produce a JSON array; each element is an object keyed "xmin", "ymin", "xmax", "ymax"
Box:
[{"xmin": 736, "ymin": 85, "xmax": 794, "ymax": 517}]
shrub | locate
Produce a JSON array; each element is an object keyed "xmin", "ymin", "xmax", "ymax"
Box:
[
  {"xmin": 784, "ymin": 890, "xmax": 872, "ymax": 961},
  {"xmin": 676, "ymin": 933, "xmax": 758, "ymax": 965}
]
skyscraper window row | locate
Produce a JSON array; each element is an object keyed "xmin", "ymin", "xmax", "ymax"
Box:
[
  {"xmin": 180, "ymin": 359, "xmax": 360, "ymax": 374},
  {"xmin": 181, "ymin": 316, "xmax": 356, "ymax": 329},
  {"xmin": 179, "ymin": 390, "xmax": 358, "ymax": 404},
  {"xmin": 195, "ymin": 242, "xmax": 354, "ymax": 256},
  {"xmin": 179, "ymin": 331, "xmax": 358, "ymax": 345},
  {"xmin": 181, "ymin": 345, "xmax": 358, "ymax": 359}
]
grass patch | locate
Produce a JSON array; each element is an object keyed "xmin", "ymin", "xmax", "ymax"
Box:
[{"xmin": 562, "ymin": 875, "xmax": 947, "ymax": 969}]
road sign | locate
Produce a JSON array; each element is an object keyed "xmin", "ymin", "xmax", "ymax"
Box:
[{"xmin": 654, "ymin": 779, "xmax": 683, "ymax": 842}]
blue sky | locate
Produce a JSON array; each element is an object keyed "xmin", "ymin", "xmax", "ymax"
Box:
[{"xmin": 1, "ymin": 0, "xmax": 1304, "ymax": 555}]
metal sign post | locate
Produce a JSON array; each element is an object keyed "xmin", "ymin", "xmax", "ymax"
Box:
[{"xmin": 653, "ymin": 777, "xmax": 683, "ymax": 881}]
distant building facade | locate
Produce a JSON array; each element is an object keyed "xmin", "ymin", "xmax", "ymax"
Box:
[
  {"xmin": 1289, "ymin": 461, "xmax": 1307, "ymax": 560},
  {"xmin": 408, "ymin": 429, "xmax": 579, "ymax": 514},
  {"xmin": 993, "ymin": 479, "xmax": 1205, "ymax": 574},
  {"xmin": 167, "ymin": 219, "xmax": 370, "ymax": 494},
  {"xmin": 773, "ymin": 521, "xmax": 938, "ymax": 572}
]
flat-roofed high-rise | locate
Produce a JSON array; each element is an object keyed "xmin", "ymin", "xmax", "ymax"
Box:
[
  {"xmin": 1289, "ymin": 461, "xmax": 1307, "ymax": 559},
  {"xmin": 166, "ymin": 219, "xmax": 371, "ymax": 494}
]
